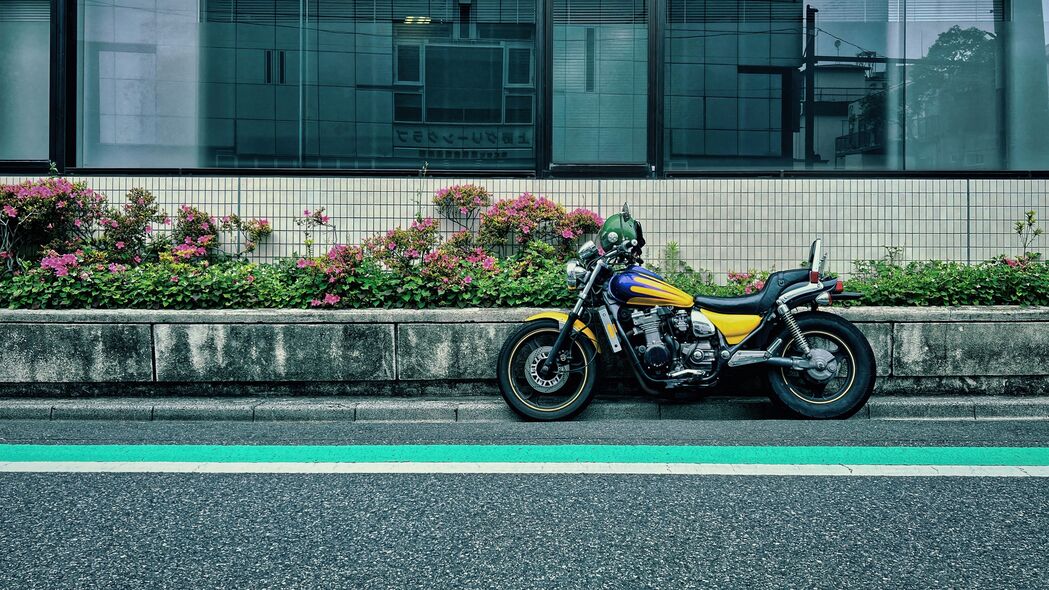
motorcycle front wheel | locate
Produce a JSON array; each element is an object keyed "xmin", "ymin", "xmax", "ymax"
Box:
[
  {"xmin": 766, "ymin": 312, "xmax": 876, "ymax": 419},
  {"xmin": 497, "ymin": 319, "xmax": 598, "ymax": 421}
]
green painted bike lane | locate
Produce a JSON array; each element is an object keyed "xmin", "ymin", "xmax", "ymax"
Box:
[{"xmin": 1, "ymin": 444, "xmax": 1049, "ymax": 466}]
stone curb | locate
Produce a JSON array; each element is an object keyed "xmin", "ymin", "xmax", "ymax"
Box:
[{"xmin": 1, "ymin": 396, "xmax": 1048, "ymax": 422}]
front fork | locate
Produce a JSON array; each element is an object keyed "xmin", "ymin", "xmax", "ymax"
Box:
[{"xmin": 538, "ymin": 261, "xmax": 605, "ymax": 379}]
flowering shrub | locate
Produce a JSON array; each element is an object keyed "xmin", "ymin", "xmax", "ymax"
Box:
[
  {"xmin": 167, "ymin": 205, "xmax": 272, "ymax": 263},
  {"xmin": 221, "ymin": 214, "xmax": 272, "ymax": 255},
  {"xmin": 477, "ymin": 193, "xmax": 602, "ymax": 255},
  {"xmin": 170, "ymin": 205, "xmax": 217, "ymax": 262},
  {"xmin": 97, "ymin": 188, "xmax": 168, "ymax": 264},
  {"xmin": 39, "ymin": 251, "xmax": 81, "ymax": 278},
  {"xmin": 362, "ymin": 217, "xmax": 440, "ymax": 272},
  {"xmin": 295, "ymin": 208, "xmax": 335, "ymax": 257},
  {"xmin": 0, "ymin": 178, "xmax": 106, "ymax": 271},
  {"xmin": 727, "ymin": 270, "xmax": 770, "ymax": 295},
  {"xmin": 560, "ymin": 209, "xmax": 603, "ymax": 240},
  {"xmin": 433, "ymin": 184, "xmax": 493, "ymax": 228}
]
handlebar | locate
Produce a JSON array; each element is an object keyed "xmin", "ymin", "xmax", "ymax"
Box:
[{"xmin": 593, "ymin": 240, "xmax": 640, "ymax": 267}]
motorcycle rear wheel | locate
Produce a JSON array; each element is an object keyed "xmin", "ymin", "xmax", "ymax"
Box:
[
  {"xmin": 766, "ymin": 312, "xmax": 876, "ymax": 419},
  {"xmin": 497, "ymin": 319, "xmax": 598, "ymax": 421}
]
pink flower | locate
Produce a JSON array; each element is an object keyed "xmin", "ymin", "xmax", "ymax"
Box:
[
  {"xmin": 463, "ymin": 275, "xmax": 473, "ymax": 285},
  {"xmin": 304, "ymin": 209, "xmax": 312, "ymax": 217},
  {"xmin": 387, "ymin": 242, "xmax": 396, "ymax": 251},
  {"xmin": 107, "ymin": 263, "xmax": 126, "ymax": 274},
  {"xmin": 133, "ymin": 256, "xmax": 142, "ymax": 264},
  {"xmin": 115, "ymin": 241, "xmax": 126, "ymax": 250},
  {"xmin": 324, "ymin": 293, "xmax": 341, "ymax": 305},
  {"xmin": 320, "ymin": 215, "xmax": 330, "ymax": 224},
  {"xmin": 561, "ymin": 229, "xmax": 575, "ymax": 239},
  {"xmin": 296, "ymin": 258, "xmax": 313, "ymax": 269},
  {"xmin": 309, "ymin": 298, "xmax": 323, "ymax": 307},
  {"xmin": 170, "ymin": 276, "xmax": 179, "ymax": 283},
  {"xmin": 186, "ymin": 214, "xmax": 194, "ymax": 222},
  {"xmin": 144, "ymin": 226, "xmax": 153, "ymax": 234},
  {"xmin": 754, "ymin": 280, "xmax": 765, "ymax": 291},
  {"xmin": 3, "ymin": 205, "xmax": 18, "ymax": 218},
  {"xmin": 1005, "ymin": 258, "xmax": 1019, "ymax": 267},
  {"xmin": 163, "ymin": 217, "xmax": 172, "ymax": 225},
  {"xmin": 221, "ymin": 216, "xmax": 231, "ymax": 224},
  {"xmin": 245, "ymin": 274, "xmax": 255, "ymax": 283}
]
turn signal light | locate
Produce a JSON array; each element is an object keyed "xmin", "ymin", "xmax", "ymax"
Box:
[
  {"xmin": 834, "ymin": 279, "xmax": 844, "ymax": 293},
  {"xmin": 809, "ymin": 270, "xmax": 820, "ymax": 283}
]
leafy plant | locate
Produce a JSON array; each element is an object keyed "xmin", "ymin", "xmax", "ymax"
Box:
[{"xmin": 1015, "ymin": 210, "xmax": 1042, "ymax": 261}]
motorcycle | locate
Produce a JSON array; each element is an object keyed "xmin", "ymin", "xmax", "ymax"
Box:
[{"xmin": 497, "ymin": 204, "xmax": 876, "ymax": 421}]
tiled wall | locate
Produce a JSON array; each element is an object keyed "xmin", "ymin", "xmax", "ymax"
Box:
[{"xmin": 2, "ymin": 176, "xmax": 1043, "ymax": 277}]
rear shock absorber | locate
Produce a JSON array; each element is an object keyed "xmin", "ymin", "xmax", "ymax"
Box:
[{"xmin": 776, "ymin": 303, "xmax": 811, "ymax": 356}]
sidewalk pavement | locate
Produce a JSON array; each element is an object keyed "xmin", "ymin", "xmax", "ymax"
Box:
[{"xmin": 0, "ymin": 396, "xmax": 1047, "ymax": 422}]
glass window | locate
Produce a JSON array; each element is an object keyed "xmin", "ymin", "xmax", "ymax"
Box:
[
  {"xmin": 552, "ymin": 0, "xmax": 649, "ymax": 164},
  {"xmin": 664, "ymin": 0, "xmax": 804, "ymax": 169},
  {"xmin": 0, "ymin": 0, "xmax": 50, "ymax": 160},
  {"xmin": 664, "ymin": 0, "xmax": 1049, "ymax": 171},
  {"xmin": 77, "ymin": 0, "xmax": 537, "ymax": 170}
]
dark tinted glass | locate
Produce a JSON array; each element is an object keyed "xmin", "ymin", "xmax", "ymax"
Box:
[
  {"xmin": 664, "ymin": 0, "xmax": 1049, "ymax": 171},
  {"xmin": 76, "ymin": 0, "xmax": 537, "ymax": 170},
  {"xmin": 0, "ymin": 0, "xmax": 49, "ymax": 160}
]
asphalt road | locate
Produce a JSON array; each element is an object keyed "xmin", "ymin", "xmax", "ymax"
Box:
[{"xmin": 1, "ymin": 419, "xmax": 1048, "ymax": 589}]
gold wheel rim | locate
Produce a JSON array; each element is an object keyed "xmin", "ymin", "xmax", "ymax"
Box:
[
  {"xmin": 507, "ymin": 327, "xmax": 589, "ymax": 413},
  {"xmin": 779, "ymin": 330, "xmax": 857, "ymax": 405}
]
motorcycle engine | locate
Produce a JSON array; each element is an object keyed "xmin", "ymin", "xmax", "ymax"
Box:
[{"xmin": 625, "ymin": 307, "xmax": 720, "ymax": 379}]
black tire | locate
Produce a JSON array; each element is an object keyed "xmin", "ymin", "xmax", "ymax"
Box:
[
  {"xmin": 497, "ymin": 319, "xmax": 599, "ymax": 421},
  {"xmin": 766, "ymin": 312, "xmax": 876, "ymax": 419}
]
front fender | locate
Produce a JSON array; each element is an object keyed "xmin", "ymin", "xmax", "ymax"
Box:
[{"xmin": 525, "ymin": 312, "xmax": 602, "ymax": 353}]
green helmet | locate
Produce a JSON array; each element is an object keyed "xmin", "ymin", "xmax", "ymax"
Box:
[{"xmin": 599, "ymin": 204, "xmax": 642, "ymax": 252}]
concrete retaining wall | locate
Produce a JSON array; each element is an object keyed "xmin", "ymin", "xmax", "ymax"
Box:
[{"xmin": 2, "ymin": 307, "xmax": 1047, "ymax": 397}]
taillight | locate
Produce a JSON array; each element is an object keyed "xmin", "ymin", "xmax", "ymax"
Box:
[
  {"xmin": 834, "ymin": 279, "xmax": 844, "ymax": 293},
  {"xmin": 809, "ymin": 270, "xmax": 820, "ymax": 283}
]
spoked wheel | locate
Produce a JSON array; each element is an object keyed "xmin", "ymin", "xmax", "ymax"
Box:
[
  {"xmin": 497, "ymin": 319, "xmax": 598, "ymax": 421},
  {"xmin": 767, "ymin": 312, "xmax": 876, "ymax": 419}
]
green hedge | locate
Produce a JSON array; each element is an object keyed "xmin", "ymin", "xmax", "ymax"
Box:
[{"xmin": 1, "ymin": 256, "xmax": 1046, "ymax": 310}]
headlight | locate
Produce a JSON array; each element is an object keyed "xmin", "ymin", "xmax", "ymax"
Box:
[
  {"xmin": 577, "ymin": 240, "xmax": 599, "ymax": 261},
  {"xmin": 565, "ymin": 259, "xmax": 587, "ymax": 290}
]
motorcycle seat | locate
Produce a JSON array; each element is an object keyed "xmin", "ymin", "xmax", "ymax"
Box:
[{"xmin": 693, "ymin": 269, "xmax": 810, "ymax": 315}]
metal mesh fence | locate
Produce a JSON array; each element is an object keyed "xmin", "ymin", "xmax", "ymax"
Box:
[{"xmin": 1, "ymin": 175, "xmax": 1044, "ymax": 278}]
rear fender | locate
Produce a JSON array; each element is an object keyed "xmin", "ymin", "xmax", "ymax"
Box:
[{"xmin": 525, "ymin": 312, "xmax": 601, "ymax": 353}]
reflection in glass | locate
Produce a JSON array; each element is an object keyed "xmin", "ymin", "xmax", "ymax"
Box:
[
  {"xmin": 77, "ymin": 0, "xmax": 537, "ymax": 170},
  {"xmin": 0, "ymin": 1, "xmax": 49, "ymax": 160},
  {"xmin": 552, "ymin": 0, "xmax": 648, "ymax": 164}
]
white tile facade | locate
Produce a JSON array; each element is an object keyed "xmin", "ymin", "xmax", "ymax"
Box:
[{"xmin": 2, "ymin": 176, "xmax": 1043, "ymax": 277}]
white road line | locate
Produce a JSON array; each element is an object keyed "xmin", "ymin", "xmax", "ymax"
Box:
[{"xmin": 1, "ymin": 462, "xmax": 1048, "ymax": 476}]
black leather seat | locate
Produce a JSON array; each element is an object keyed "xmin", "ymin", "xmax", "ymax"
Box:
[{"xmin": 693, "ymin": 269, "xmax": 810, "ymax": 315}]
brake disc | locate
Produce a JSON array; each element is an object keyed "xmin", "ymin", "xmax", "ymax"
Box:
[{"xmin": 525, "ymin": 346, "xmax": 569, "ymax": 393}]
